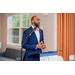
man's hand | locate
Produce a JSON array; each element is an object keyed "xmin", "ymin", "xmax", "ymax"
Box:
[
  {"xmin": 36, "ymin": 41, "xmax": 46, "ymax": 50},
  {"xmin": 36, "ymin": 42, "xmax": 43, "ymax": 49},
  {"xmin": 40, "ymin": 41, "xmax": 46, "ymax": 49},
  {"xmin": 42, "ymin": 44, "xmax": 46, "ymax": 49}
]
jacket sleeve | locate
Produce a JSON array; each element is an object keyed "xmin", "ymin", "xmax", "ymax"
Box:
[{"xmin": 21, "ymin": 31, "xmax": 36, "ymax": 50}]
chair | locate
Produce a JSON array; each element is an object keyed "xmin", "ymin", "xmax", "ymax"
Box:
[
  {"xmin": 69, "ymin": 55, "xmax": 75, "ymax": 61},
  {"xmin": 57, "ymin": 56, "xmax": 64, "ymax": 61}
]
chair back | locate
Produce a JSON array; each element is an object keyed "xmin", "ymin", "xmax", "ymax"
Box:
[
  {"xmin": 57, "ymin": 56, "xmax": 64, "ymax": 61},
  {"xmin": 69, "ymin": 55, "xmax": 75, "ymax": 61}
]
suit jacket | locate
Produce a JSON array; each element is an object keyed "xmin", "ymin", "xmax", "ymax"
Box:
[{"xmin": 22, "ymin": 26, "xmax": 44, "ymax": 61}]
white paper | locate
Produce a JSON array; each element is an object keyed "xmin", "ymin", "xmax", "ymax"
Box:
[{"xmin": 40, "ymin": 55, "xmax": 57, "ymax": 61}]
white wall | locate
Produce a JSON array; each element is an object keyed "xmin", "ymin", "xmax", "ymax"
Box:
[
  {"xmin": 1, "ymin": 13, "xmax": 7, "ymax": 51},
  {"xmin": 0, "ymin": 13, "xmax": 1, "ymax": 42}
]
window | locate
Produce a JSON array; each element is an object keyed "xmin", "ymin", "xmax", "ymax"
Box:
[{"xmin": 7, "ymin": 13, "xmax": 29, "ymax": 46}]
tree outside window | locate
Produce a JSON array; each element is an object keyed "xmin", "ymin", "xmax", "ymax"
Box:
[{"xmin": 10, "ymin": 14, "xmax": 29, "ymax": 45}]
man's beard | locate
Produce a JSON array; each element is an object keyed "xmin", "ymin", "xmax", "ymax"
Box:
[{"xmin": 34, "ymin": 22, "xmax": 40, "ymax": 28}]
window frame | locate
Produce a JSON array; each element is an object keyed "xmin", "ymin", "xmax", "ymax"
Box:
[{"xmin": 7, "ymin": 14, "xmax": 29, "ymax": 47}]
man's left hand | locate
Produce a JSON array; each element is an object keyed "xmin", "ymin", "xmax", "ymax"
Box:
[
  {"xmin": 40, "ymin": 41, "xmax": 46, "ymax": 50},
  {"xmin": 42, "ymin": 44, "xmax": 46, "ymax": 49}
]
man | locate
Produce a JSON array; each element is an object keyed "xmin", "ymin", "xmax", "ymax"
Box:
[{"xmin": 22, "ymin": 15, "xmax": 46, "ymax": 61}]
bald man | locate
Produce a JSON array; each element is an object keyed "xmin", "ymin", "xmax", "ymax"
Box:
[{"xmin": 22, "ymin": 16, "xmax": 46, "ymax": 61}]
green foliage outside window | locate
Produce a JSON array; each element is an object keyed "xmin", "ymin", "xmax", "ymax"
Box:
[
  {"xmin": 22, "ymin": 14, "xmax": 29, "ymax": 27},
  {"xmin": 11, "ymin": 14, "xmax": 29, "ymax": 44},
  {"xmin": 12, "ymin": 14, "xmax": 29, "ymax": 27}
]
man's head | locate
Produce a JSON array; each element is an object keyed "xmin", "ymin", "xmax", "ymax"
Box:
[{"xmin": 31, "ymin": 15, "xmax": 40, "ymax": 28}]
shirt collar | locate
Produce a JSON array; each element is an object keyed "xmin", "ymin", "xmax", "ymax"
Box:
[
  {"xmin": 31, "ymin": 25, "xmax": 35, "ymax": 29},
  {"xmin": 31, "ymin": 25, "xmax": 39, "ymax": 31},
  {"xmin": 31, "ymin": 25, "xmax": 40, "ymax": 31}
]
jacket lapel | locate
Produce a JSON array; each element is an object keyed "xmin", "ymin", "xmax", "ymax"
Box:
[{"xmin": 30, "ymin": 26, "xmax": 38, "ymax": 43}]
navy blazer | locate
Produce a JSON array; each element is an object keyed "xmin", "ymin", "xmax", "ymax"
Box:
[{"xmin": 22, "ymin": 26, "xmax": 44, "ymax": 61}]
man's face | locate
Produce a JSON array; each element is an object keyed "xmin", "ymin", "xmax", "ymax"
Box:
[{"xmin": 33, "ymin": 16, "xmax": 40, "ymax": 26}]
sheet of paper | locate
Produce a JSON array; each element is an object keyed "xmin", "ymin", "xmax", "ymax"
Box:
[{"xmin": 40, "ymin": 52, "xmax": 57, "ymax": 61}]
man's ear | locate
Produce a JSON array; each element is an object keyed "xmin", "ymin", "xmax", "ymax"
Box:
[{"xmin": 32, "ymin": 20, "xmax": 34, "ymax": 24}]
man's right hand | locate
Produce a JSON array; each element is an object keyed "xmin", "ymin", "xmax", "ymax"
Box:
[
  {"xmin": 36, "ymin": 42, "xmax": 43, "ymax": 49},
  {"xmin": 36, "ymin": 41, "xmax": 46, "ymax": 50}
]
